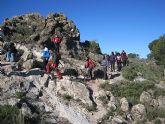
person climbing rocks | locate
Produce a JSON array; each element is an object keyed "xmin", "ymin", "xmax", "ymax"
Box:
[
  {"xmin": 51, "ymin": 35, "xmax": 62, "ymax": 54},
  {"xmin": 101, "ymin": 55, "xmax": 109, "ymax": 80},
  {"xmin": 41, "ymin": 43, "xmax": 50, "ymax": 72},
  {"xmin": 45, "ymin": 48, "xmax": 63, "ymax": 79},
  {"xmin": 84, "ymin": 57, "xmax": 96, "ymax": 80},
  {"xmin": 116, "ymin": 52, "xmax": 122, "ymax": 71},
  {"xmin": 110, "ymin": 52, "xmax": 116, "ymax": 72},
  {"xmin": 3, "ymin": 18, "xmax": 13, "ymax": 36},
  {"xmin": 121, "ymin": 50, "xmax": 128, "ymax": 67},
  {"xmin": 5, "ymin": 42, "xmax": 17, "ymax": 62}
]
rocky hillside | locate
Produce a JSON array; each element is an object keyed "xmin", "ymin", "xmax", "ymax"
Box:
[
  {"xmin": 0, "ymin": 13, "xmax": 165, "ymax": 124},
  {"xmin": 0, "ymin": 13, "xmax": 102, "ymax": 60}
]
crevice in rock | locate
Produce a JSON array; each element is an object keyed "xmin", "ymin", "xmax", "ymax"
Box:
[{"xmin": 87, "ymin": 86, "xmax": 97, "ymax": 107}]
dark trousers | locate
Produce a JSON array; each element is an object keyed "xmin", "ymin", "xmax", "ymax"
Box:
[
  {"xmin": 43, "ymin": 58, "xmax": 48, "ymax": 71},
  {"xmin": 117, "ymin": 61, "xmax": 122, "ymax": 71},
  {"xmin": 122, "ymin": 60, "xmax": 127, "ymax": 67},
  {"xmin": 103, "ymin": 67, "xmax": 107, "ymax": 80},
  {"xmin": 87, "ymin": 68, "xmax": 93, "ymax": 80},
  {"xmin": 110, "ymin": 61, "xmax": 115, "ymax": 72}
]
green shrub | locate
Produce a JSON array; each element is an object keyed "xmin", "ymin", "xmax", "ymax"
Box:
[
  {"xmin": 98, "ymin": 96, "xmax": 109, "ymax": 104},
  {"xmin": 146, "ymin": 106, "xmax": 165, "ymax": 120},
  {"xmin": 100, "ymin": 80, "xmax": 155, "ymax": 105},
  {"xmin": 62, "ymin": 94, "xmax": 73, "ymax": 101},
  {"xmin": 154, "ymin": 118, "xmax": 162, "ymax": 124},
  {"xmin": 15, "ymin": 92, "xmax": 26, "ymax": 100},
  {"xmin": 86, "ymin": 105, "xmax": 97, "ymax": 112},
  {"xmin": 122, "ymin": 61, "xmax": 163, "ymax": 81},
  {"xmin": 0, "ymin": 105, "xmax": 20, "ymax": 124}
]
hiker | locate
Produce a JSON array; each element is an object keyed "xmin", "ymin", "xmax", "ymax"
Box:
[
  {"xmin": 3, "ymin": 18, "xmax": 13, "ymax": 36},
  {"xmin": 116, "ymin": 52, "xmax": 122, "ymax": 71},
  {"xmin": 51, "ymin": 35, "xmax": 62, "ymax": 54},
  {"xmin": 121, "ymin": 50, "xmax": 128, "ymax": 67},
  {"xmin": 101, "ymin": 55, "xmax": 109, "ymax": 80},
  {"xmin": 41, "ymin": 43, "xmax": 50, "ymax": 72},
  {"xmin": 5, "ymin": 42, "xmax": 17, "ymax": 62},
  {"xmin": 84, "ymin": 57, "xmax": 96, "ymax": 80},
  {"xmin": 45, "ymin": 48, "xmax": 63, "ymax": 79},
  {"xmin": 110, "ymin": 52, "xmax": 116, "ymax": 72},
  {"xmin": 0, "ymin": 28, "xmax": 4, "ymax": 41}
]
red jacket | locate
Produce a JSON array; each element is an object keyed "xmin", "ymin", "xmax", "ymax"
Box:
[{"xmin": 85, "ymin": 59, "xmax": 96, "ymax": 69}]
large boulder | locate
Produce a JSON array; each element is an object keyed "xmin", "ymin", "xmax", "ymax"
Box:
[
  {"xmin": 140, "ymin": 91, "xmax": 153, "ymax": 105},
  {"xmin": 131, "ymin": 104, "xmax": 146, "ymax": 121},
  {"xmin": 120, "ymin": 97, "xmax": 129, "ymax": 112}
]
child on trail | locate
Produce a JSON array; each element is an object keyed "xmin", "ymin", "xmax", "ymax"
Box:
[
  {"xmin": 84, "ymin": 57, "xmax": 96, "ymax": 80},
  {"xmin": 41, "ymin": 44, "xmax": 50, "ymax": 72},
  {"xmin": 45, "ymin": 49, "xmax": 63, "ymax": 79}
]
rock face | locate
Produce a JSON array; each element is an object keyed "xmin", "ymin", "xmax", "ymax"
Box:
[{"xmin": 0, "ymin": 13, "xmax": 87, "ymax": 59}]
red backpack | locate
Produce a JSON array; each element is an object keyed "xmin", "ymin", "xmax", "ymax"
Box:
[{"xmin": 51, "ymin": 37, "xmax": 61, "ymax": 43}]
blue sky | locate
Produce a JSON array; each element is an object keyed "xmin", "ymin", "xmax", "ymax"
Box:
[{"xmin": 0, "ymin": 0, "xmax": 165, "ymax": 58}]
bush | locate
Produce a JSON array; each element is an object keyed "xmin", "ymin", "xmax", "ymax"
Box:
[
  {"xmin": 100, "ymin": 80, "xmax": 155, "ymax": 105},
  {"xmin": 122, "ymin": 61, "xmax": 163, "ymax": 81},
  {"xmin": 146, "ymin": 106, "xmax": 165, "ymax": 120},
  {"xmin": 0, "ymin": 105, "xmax": 20, "ymax": 124},
  {"xmin": 62, "ymin": 94, "xmax": 73, "ymax": 101},
  {"xmin": 15, "ymin": 91, "xmax": 26, "ymax": 100},
  {"xmin": 98, "ymin": 96, "xmax": 109, "ymax": 104},
  {"xmin": 86, "ymin": 105, "xmax": 97, "ymax": 112}
]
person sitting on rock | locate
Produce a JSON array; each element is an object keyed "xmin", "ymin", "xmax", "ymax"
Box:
[
  {"xmin": 45, "ymin": 48, "xmax": 63, "ymax": 79},
  {"xmin": 41, "ymin": 43, "xmax": 50, "ymax": 72},
  {"xmin": 84, "ymin": 57, "xmax": 96, "ymax": 80},
  {"xmin": 6, "ymin": 42, "xmax": 17, "ymax": 62}
]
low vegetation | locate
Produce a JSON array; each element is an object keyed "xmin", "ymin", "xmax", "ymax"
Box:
[{"xmin": 122, "ymin": 59, "xmax": 163, "ymax": 81}]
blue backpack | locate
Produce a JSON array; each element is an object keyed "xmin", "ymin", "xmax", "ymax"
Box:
[{"xmin": 43, "ymin": 50, "xmax": 50, "ymax": 59}]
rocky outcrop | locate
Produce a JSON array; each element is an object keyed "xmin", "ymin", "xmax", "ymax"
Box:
[
  {"xmin": 131, "ymin": 104, "xmax": 146, "ymax": 121},
  {"xmin": 0, "ymin": 13, "xmax": 92, "ymax": 59}
]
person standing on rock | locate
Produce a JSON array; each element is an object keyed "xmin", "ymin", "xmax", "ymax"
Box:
[
  {"xmin": 101, "ymin": 55, "xmax": 109, "ymax": 80},
  {"xmin": 41, "ymin": 43, "xmax": 50, "ymax": 72},
  {"xmin": 6, "ymin": 42, "xmax": 17, "ymax": 62},
  {"xmin": 46, "ymin": 48, "xmax": 63, "ymax": 79},
  {"xmin": 51, "ymin": 35, "xmax": 62, "ymax": 54},
  {"xmin": 84, "ymin": 57, "xmax": 96, "ymax": 80}
]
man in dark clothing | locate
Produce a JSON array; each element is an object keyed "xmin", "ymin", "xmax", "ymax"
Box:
[
  {"xmin": 101, "ymin": 55, "xmax": 109, "ymax": 80},
  {"xmin": 110, "ymin": 52, "xmax": 116, "ymax": 72},
  {"xmin": 121, "ymin": 50, "xmax": 128, "ymax": 67}
]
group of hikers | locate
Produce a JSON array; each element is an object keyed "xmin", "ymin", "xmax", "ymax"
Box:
[
  {"xmin": 0, "ymin": 18, "xmax": 129, "ymax": 80},
  {"xmin": 84, "ymin": 50, "xmax": 128, "ymax": 80}
]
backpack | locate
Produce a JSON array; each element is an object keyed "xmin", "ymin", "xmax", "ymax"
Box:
[
  {"xmin": 43, "ymin": 50, "xmax": 50, "ymax": 58},
  {"xmin": 51, "ymin": 37, "xmax": 61, "ymax": 43}
]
